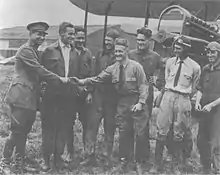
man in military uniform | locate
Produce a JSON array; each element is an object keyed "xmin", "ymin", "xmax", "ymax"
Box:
[
  {"xmin": 195, "ymin": 42, "xmax": 220, "ymax": 174},
  {"xmin": 40, "ymin": 22, "xmax": 78, "ymax": 170},
  {"xmin": 74, "ymin": 27, "xmax": 95, "ymax": 156},
  {"xmin": 1, "ymin": 22, "xmax": 68, "ymax": 173},
  {"xmin": 71, "ymin": 38, "xmax": 149, "ymax": 172},
  {"xmin": 80, "ymin": 29, "xmax": 120, "ymax": 166},
  {"xmin": 129, "ymin": 27, "xmax": 163, "ymax": 164},
  {"xmin": 150, "ymin": 36, "xmax": 201, "ymax": 173}
]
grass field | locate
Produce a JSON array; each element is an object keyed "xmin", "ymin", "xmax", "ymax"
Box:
[{"xmin": 0, "ymin": 65, "xmax": 202, "ymax": 174}]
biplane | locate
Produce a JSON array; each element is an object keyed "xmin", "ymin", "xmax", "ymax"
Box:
[{"xmin": 69, "ymin": 0, "xmax": 220, "ymax": 67}]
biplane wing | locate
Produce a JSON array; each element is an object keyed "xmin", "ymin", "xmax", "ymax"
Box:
[{"xmin": 69, "ymin": 0, "xmax": 220, "ymax": 21}]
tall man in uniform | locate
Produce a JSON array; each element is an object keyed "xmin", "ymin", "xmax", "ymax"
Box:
[
  {"xmin": 71, "ymin": 38, "xmax": 149, "ymax": 171},
  {"xmin": 74, "ymin": 27, "xmax": 94, "ymax": 155},
  {"xmin": 40, "ymin": 22, "xmax": 78, "ymax": 170},
  {"xmin": 80, "ymin": 29, "xmax": 120, "ymax": 166},
  {"xmin": 150, "ymin": 36, "xmax": 201, "ymax": 173},
  {"xmin": 1, "ymin": 22, "xmax": 68, "ymax": 173},
  {"xmin": 129, "ymin": 27, "xmax": 162, "ymax": 163},
  {"xmin": 195, "ymin": 42, "xmax": 220, "ymax": 174}
]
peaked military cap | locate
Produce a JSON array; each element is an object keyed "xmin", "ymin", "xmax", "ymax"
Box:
[
  {"xmin": 174, "ymin": 36, "xmax": 191, "ymax": 48},
  {"xmin": 27, "ymin": 22, "xmax": 49, "ymax": 34}
]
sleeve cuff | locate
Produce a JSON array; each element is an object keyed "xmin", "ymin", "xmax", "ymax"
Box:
[{"xmin": 138, "ymin": 99, "xmax": 146, "ymax": 105}]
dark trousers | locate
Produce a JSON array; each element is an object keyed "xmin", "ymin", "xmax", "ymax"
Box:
[
  {"xmin": 116, "ymin": 95, "xmax": 149, "ymax": 163},
  {"xmin": 3, "ymin": 106, "xmax": 36, "ymax": 163},
  {"xmin": 77, "ymin": 93, "xmax": 89, "ymax": 150},
  {"xmin": 41, "ymin": 95, "xmax": 76, "ymax": 161},
  {"xmin": 197, "ymin": 115, "xmax": 213, "ymax": 169},
  {"xmin": 83, "ymin": 89, "xmax": 117, "ymax": 156}
]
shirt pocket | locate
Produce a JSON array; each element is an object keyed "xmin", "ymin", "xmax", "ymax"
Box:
[
  {"xmin": 124, "ymin": 77, "xmax": 137, "ymax": 91},
  {"xmin": 166, "ymin": 72, "xmax": 175, "ymax": 82},
  {"xmin": 179, "ymin": 72, "xmax": 192, "ymax": 87}
]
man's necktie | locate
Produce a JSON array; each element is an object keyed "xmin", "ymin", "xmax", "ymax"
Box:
[
  {"xmin": 119, "ymin": 64, "xmax": 124, "ymax": 91},
  {"xmin": 173, "ymin": 60, "xmax": 183, "ymax": 87}
]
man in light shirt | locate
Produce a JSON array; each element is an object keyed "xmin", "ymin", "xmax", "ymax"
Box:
[
  {"xmin": 150, "ymin": 36, "xmax": 201, "ymax": 173},
  {"xmin": 40, "ymin": 22, "xmax": 78, "ymax": 170}
]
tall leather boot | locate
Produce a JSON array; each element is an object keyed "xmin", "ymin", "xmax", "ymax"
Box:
[{"xmin": 150, "ymin": 140, "xmax": 165, "ymax": 174}]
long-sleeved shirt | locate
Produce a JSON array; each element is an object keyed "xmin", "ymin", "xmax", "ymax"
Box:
[
  {"xmin": 81, "ymin": 58, "xmax": 149, "ymax": 104},
  {"xmin": 59, "ymin": 39, "xmax": 71, "ymax": 77},
  {"xmin": 129, "ymin": 49, "xmax": 163, "ymax": 94},
  {"xmin": 165, "ymin": 56, "xmax": 201, "ymax": 94}
]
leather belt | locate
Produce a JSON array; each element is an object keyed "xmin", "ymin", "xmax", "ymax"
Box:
[{"xmin": 167, "ymin": 89, "xmax": 190, "ymax": 97}]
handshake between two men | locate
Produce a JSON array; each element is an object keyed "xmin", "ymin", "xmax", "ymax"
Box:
[{"xmin": 66, "ymin": 77, "xmax": 143, "ymax": 112}]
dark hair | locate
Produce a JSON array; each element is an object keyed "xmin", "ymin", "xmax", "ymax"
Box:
[
  {"xmin": 115, "ymin": 37, "xmax": 129, "ymax": 47},
  {"xmin": 137, "ymin": 27, "xmax": 152, "ymax": 38},
  {"xmin": 106, "ymin": 29, "xmax": 120, "ymax": 40},
  {"xmin": 59, "ymin": 22, "xmax": 74, "ymax": 35},
  {"xmin": 75, "ymin": 26, "xmax": 86, "ymax": 34}
]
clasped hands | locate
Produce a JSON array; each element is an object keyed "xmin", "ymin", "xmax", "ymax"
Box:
[{"xmin": 59, "ymin": 77, "xmax": 84, "ymax": 85}]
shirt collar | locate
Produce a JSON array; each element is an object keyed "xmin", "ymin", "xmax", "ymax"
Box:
[
  {"xmin": 118, "ymin": 57, "xmax": 129, "ymax": 68},
  {"xmin": 209, "ymin": 59, "xmax": 220, "ymax": 71},
  {"xmin": 175, "ymin": 56, "xmax": 188, "ymax": 64},
  {"xmin": 59, "ymin": 39, "xmax": 70, "ymax": 48}
]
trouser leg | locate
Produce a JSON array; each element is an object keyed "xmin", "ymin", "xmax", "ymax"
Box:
[
  {"xmin": 118, "ymin": 117, "xmax": 134, "ymax": 160},
  {"xmin": 103, "ymin": 100, "xmax": 117, "ymax": 156},
  {"xmin": 197, "ymin": 117, "xmax": 212, "ymax": 170},
  {"xmin": 83, "ymin": 90, "xmax": 103, "ymax": 156},
  {"xmin": 6, "ymin": 106, "xmax": 36, "ymax": 172},
  {"xmin": 77, "ymin": 96, "xmax": 88, "ymax": 149}
]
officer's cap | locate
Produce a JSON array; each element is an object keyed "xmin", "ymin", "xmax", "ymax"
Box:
[
  {"xmin": 206, "ymin": 41, "xmax": 220, "ymax": 52},
  {"xmin": 106, "ymin": 29, "xmax": 120, "ymax": 40},
  {"xmin": 27, "ymin": 22, "xmax": 49, "ymax": 35},
  {"xmin": 137, "ymin": 26, "xmax": 152, "ymax": 38},
  {"xmin": 173, "ymin": 36, "xmax": 191, "ymax": 48}
]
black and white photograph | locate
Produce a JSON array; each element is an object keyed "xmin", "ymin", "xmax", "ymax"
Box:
[{"xmin": 0, "ymin": 0, "xmax": 220, "ymax": 174}]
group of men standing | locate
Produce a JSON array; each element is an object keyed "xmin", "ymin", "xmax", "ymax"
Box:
[{"xmin": 1, "ymin": 20, "xmax": 220, "ymax": 175}]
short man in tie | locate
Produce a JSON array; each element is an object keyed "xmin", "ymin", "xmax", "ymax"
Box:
[
  {"xmin": 150, "ymin": 36, "xmax": 201, "ymax": 173},
  {"xmin": 40, "ymin": 22, "xmax": 78, "ymax": 170},
  {"xmin": 71, "ymin": 38, "xmax": 149, "ymax": 172}
]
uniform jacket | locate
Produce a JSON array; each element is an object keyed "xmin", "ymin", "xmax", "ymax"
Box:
[
  {"xmin": 41, "ymin": 41, "xmax": 80, "ymax": 99},
  {"xmin": 4, "ymin": 42, "xmax": 60, "ymax": 110}
]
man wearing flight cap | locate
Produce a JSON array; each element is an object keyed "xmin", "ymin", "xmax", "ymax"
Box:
[
  {"xmin": 195, "ymin": 41, "xmax": 220, "ymax": 174},
  {"xmin": 1, "ymin": 22, "xmax": 68, "ymax": 173},
  {"xmin": 80, "ymin": 29, "xmax": 120, "ymax": 166},
  {"xmin": 150, "ymin": 36, "xmax": 201, "ymax": 173},
  {"xmin": 129, "ymin": 27, "xmax": 163, "ymax": 166},
  {"xmin": 70, "ymin": 37, "xmax": 149, "ymax": 173}
]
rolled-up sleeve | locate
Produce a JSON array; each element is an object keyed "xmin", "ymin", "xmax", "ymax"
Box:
[
  {"xmin": 192, "ymin": 66, "xmax": 201, "ymax": 94},
  {"xmin": 83, "ymin": 64, "xmax": 113, "ymax": 85},
  {"xmin": 135, "ymin": 64, "xmax": 149, "ymax": 104}
]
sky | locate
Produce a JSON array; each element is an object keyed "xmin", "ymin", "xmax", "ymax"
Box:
[{"xmin": 0, "ymin": 0, "xmax": 145, "ymax": 29}]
